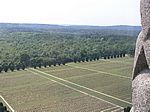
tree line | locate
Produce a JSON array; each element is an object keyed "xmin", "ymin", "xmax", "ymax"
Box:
[
  {"xmin": 0, "ymin": 50, "xmax": 129, "ymax": 73},
  {"xmin": 0, "ymin": 102, "xmax": 9, "ymax": 112}
]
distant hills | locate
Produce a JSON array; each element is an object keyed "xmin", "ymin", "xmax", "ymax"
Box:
[{"xmin": 0, "ymin": 23, "xmax": 141, "ymax": 32}]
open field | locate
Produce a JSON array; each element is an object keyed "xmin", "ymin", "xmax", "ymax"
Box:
[{"xmin": 0, "ymin": 57, "xmax": 133, "ymax": 112}]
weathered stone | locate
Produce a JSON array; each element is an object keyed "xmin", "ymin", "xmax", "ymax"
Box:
[
  {"xmin": 141, "ymin": 0, "xmax": 150, "ymax": 30},
  {"xmin": 132, "ymin": 0, "xmax": 150, "ymax": 79},
  {"xmin": 132, "ymin": 0, "xmax": 150, "ymax": 111},
  {"xmin": 132, "ymin": 69, "xmax": 150, "ymax": 112}
]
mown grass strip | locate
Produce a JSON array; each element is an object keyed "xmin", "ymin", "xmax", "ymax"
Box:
[
  {"xmin": 101, "ymin": 106, "xmax": 119, "ymax": 112},
  {"xmin": 66, "ymin": 72, "xmax": 100, "ymax": 79},
  {"xmin": 112, "ymin": 108, "xmax": 123, "ymax": 112},
  {"xmin": 28, "ymin": 68, "xmax": 131, "ymax": 107},
  {"xmin": 27, "ymin": 69, "xmax": 123, "ymax": 109},
  {"xmin": 67, "ymin": 64, "xmax": 131, "ymax": 79},
  {"xmin": 44, "ymin": 67, "xmax": 75, "ymax": 73},
  {"xmin": 77, "ymin": 59, "xmax": 132, "ymax": 67},
  {"xmin": 0, "ymin": 95, "xmax": 15, "ymax": 112},
  {"xmin": 102, "ymin": 59, "xmax": 133, "ymax": 64}
]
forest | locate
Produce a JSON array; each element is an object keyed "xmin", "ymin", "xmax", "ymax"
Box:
[{"xmin": 0, "ymin": 23, "xmax": 140, "ymax": 72}]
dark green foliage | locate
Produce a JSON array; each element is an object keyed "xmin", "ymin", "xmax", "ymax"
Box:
[
  {"xmin": 9, "ymin": 63, "xmax": 15, "ymax": 72},
  {"xmin": 114, "ymin": 55, "xmax": 117, "ymax": 58},
  {"xmin": 110, "ymin": 55, "xmax": 113, "ymax": 59},
  {"xmin": 123, "ymin": 53, "xmax": 126, "ymax": 57},
  {"xmin": 30, "ymin": 59, "xmax": 37, "ymax": 68},
  {"xmin": 21, "ymin": 64, "xmax": 26, "ymax": 70},
  {"xmin": 0, "ymin": 103, "xmax": 3, "ymax": 107},
  {"xmin": 81, "ymin": 59, "xmax": 85, "ymax": 62},
  {"xmin": 51, "ymin": 59, "xmax": 56, "ymax": 66},
  {"xmin": 2, "ymin": 63, "xmax": 8, "ymax": 72},
  {"xmin": 58, "ymin": 63, "xmax": 61, "ymax": 66},
  {"xmin": 124, "ymin": 106, "xmax": 131, "ymax": 112},
  {"xmin": 77, "ymin": 60, "xmax": 81, "ymax": 63},
  {"xmin": 0, "ymin": 102, "xmax": 9, "ymax": 112},
  {"xmin": 16, "ymin": 64, "xmax": 21, "ymax": 71},
  {"xmin": 48, "ymin": 61, "xmax": 52, "ymax": 67},
  {"xmin": 120, "ymin": 53, "xmax": 123, "ymax": 58},
  {"xmin": 107, "ymin": 56, "xmax": 110, "ymax": 59},
  {"xmin": 89, "ymin": 58, "xmax": 93, "ymax": 61},
  {"xmin": 38, "ymin": 64, "xmax": 42, "ymax": 68},
  {"xmin": 93, "ymin": 58, "xmax": 96, "ymax": 61},
  {"xmin": 0, "ymin": 23, "xmax": 139, "ymax": 72},
  {"xmin": 20, "ymin": 54, "xmax": 30, "ymax": 67},
  {"xmin": 129, "ymin": 48, "xmax": 135, "ymax": 57},
  {"xmin": 43, "ymin": 61, "xmax": 48, "ymax": 68},
  {"xmin": 73, "ymin": 60, "xmax": 77, "ymax": 63},
  {"xmin": 96, "ymin": 57, "xmax": 99, "ymax": 60},
  {"xmin": 62, "ymin": 62, "xmax": 66, "ymax": 65},
  {"xmin": 36, "ymin": 58, "xmax": 43, "ymax": 68},
  {"xmin": 85, "ymin": 58, "xmax": 89, "ymax": 62},
  {"xmin": 0, "ymin": 65, "xmax": 3, "ymax": 73}
]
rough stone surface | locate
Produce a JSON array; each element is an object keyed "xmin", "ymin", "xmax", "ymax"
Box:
[
  {"xmin": 132, "ymin": 0, "xmax": 150, "ymax": 111},
  {"xmin": 132, "ymin": 0, "xmax": 150, "ymax": 79},
  {"xmin": 141, "ymin": 0, "xmax": 150, "ymax": 30},
  {"xmin": 132, "ymin": 70, "xmax": 150, "ymax": 112}
]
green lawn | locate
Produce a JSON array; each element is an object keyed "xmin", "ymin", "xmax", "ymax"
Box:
[
  {"xmin": 0, "ymin": 57, "xmax": 133, "ymax": 111},
  {"xmin": 38, "ymin": 57, "xmax": 133, "ymax": 105},
  {"xmin": 0, "ymin": 69, "xmax": 115, "ymax": 112}
]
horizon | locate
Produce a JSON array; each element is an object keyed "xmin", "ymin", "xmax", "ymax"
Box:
[
  {"xmin": 0, "ymin": 22, "xmax": 141, "ymax": 27},
  {"xmin": 0, "ymin": 0, "xmax": 141, "ymax": 26}
]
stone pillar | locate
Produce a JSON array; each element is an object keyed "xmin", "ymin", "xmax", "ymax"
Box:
[{"xmin": 132, "ymin": 0, "xmax": 150, "ymax": 111}]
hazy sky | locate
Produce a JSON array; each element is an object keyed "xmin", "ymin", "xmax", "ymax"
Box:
[{"xmin": 0, "ymin": 0, "xmax": 141, "ymax": 26}]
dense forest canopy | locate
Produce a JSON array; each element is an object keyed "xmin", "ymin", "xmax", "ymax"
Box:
[{"xmin": 0, "ymin": 23, "xmax": 140, "ymax": 71}]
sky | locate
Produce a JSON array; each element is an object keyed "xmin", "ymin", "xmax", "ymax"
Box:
[{"xmin": 0, "ymin": 0, "xmax": 141, "ymax": 26}]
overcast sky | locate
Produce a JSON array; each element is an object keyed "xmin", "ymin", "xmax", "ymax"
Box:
[{"xmin": 0, "ymin": 0, "xmax": 141, "ymax": 26}]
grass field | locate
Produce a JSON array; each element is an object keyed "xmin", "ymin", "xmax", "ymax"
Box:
[{"xmin": 0, "ymin": 57, "xmax": 133, "ymax": 112}]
